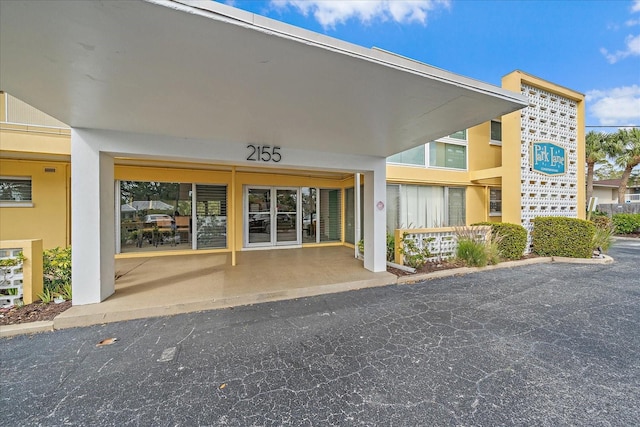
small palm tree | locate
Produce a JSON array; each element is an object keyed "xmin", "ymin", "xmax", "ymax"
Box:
[
  {"xmin": 585, "ymin": 131, "xmax": 610, "ymax": 201},
  {"xmin": 608, "ymin": 128, "xmax": 640, "ymax": 203}
]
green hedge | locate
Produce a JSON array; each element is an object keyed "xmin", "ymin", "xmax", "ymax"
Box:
[
  {"xmin": 532, "ymin": 217, "xmax": 595, "ymax": 258},
  {"xmin": 472, "ymin": 222, "xmax": 527, "ymax": 260},
  {"xmin": 612, "ymin": 213, "xmax": 640, "ymax": 235}
]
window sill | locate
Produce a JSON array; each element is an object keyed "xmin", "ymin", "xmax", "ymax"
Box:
[
  {"xmin": 489, "ymin": 213, "xmax": 502, "ymax": 217},
  {"xmin": 0, "ymin": 202, "xmax": 34, "ymax": 208},
  {"xmin": 489, "ymin": 140, "xmax": 502, "ymax": 146},
  {"xmin": 427, "ymin": 165, "xmax": 468, "ymax": 171},
  {"xmin": 386, "ymin": 162, "xmax": 426, "ymax": 168}
]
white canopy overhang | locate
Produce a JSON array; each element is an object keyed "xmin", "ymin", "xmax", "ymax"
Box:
[{"xmin": 0, "ymin": 0, "xmax": 527, "ymax": 158}]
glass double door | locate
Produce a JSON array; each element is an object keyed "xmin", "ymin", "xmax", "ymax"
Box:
[{"xmin": 246, "ymin": 187, "xmax": 300, "ymax": 247}]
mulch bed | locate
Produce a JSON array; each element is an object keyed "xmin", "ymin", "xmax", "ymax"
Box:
[
  {"xmin": 387, "ymin": 259, "xmax": 467, "ymax": 277},
  {"xmin": 0, "ymin": 301, "xmax": 72, "ymax": 326}
]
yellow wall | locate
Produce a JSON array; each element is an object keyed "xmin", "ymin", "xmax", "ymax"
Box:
[
  {"xmin": 387, "ymin": 164, "xmax": 469, "ymax": 185},
  {"xmin": 467, "ymin": 122, "xmax": 502, "ymax": 171},
  {"xmin": 0, "ymin": 124, "xmax": 70, "ymax": 156},
  {"xmin": 1, "ymin": 105, "xmax": 72, "ymax": 249},
  {"xmin": 0, "ymin": 159, "xmax": 70, "ymax": 249}
]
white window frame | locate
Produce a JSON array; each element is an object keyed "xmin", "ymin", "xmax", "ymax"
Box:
[
  {"xmin": 489, "ymin": 187, "xmax": 502, "ymax": 216},
  {"xmin": 387, "ymin": 130, "xmax": 469, "ymax": 170},
  {"xmin": 386, "ymin": 144, "xmax": 427, "ymax": 168},
  {"xmin": 425, "ymin": 138, "xmax": 468, "ymax": 171},
  {"xmin": 386, "ymin": 184, "xmax": 466, "ymax": 229},
  {"xmin": 490, "ymin": 120, "xmax": 502, "ymax": 146}
]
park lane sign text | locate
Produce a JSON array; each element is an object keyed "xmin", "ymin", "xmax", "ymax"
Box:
[{"xmin": 531, "ymin": 142, "xmax": 566, "ymax": 176}]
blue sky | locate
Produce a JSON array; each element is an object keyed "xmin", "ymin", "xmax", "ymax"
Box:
[{"xmin": 221, "ymin": 0, "xmax": 640, "ymax": 130}]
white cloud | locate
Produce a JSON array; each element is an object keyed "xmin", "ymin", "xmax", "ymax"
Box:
[
  {"xmin": 586, "ymin": 85, "xmax": 640, "ymax": 126},
  {"xmin": 601, "ymin": 1, "xmax": 640, "ymax": 63},
  {"xmin": 601, "ymin": 33, "xmax": 640, "ymax": 63},
  {"xmin": 271, "ymin": 0, "xmax": 450, "ymax": 29}
]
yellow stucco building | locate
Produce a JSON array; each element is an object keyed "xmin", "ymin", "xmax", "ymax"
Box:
[
  {"xmin": 1, "ymin": 69, "xmax": 585, "ymax": 258},
  {"xmin": 0, "ymin": 1, "xmax": 583, "ymax": 306}
]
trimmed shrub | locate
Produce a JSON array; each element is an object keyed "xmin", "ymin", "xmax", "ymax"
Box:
[
  {"xmin": 532, "ymin": 217, "xmax": 595, "ymax": 258},
  {"xmin": 43, "ymin": 246, "xmax": 72, "ymax": 288},
  {"xmin": 473, "ymin": 222, "xmax": 527, "ymax": 260},
  {"xmin": 612, "ymin": 213, "xmax": 640, "ymax": 235}
]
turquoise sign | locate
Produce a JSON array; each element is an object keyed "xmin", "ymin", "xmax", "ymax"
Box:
[{"xmin": 531, "ymin": 142, "xmax": 566, "ymax": 175}]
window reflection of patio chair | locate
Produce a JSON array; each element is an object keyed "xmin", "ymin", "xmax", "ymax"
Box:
[
  {"xmin": 136, "ymin": 230, "xmax": 144, "ymax": 248},
  {"xmin": 175, "ymin": 216, "xmax": 190, "ymax": 244},
  {"xmin": 154, "ymin": 220, "xmax": 173, "ymax": 246}
]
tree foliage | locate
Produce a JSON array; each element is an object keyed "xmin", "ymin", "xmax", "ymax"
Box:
[
  {"xmin": 608, "ymin": 128, "xmax": 640, "ymax": 203},
  {"xmin": 586, "ymin": 128, "xmax": 640, "ymax": 203},
  {"xmin": 585, "ymin": 131, "xmax": 610, "ymax": 201}
]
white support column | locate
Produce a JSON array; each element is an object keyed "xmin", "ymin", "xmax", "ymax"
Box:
[
  {"xmin": 354, "ymin": 173, "xmax": 361, "ymax": 258},
  {"xmin": 363, "ymin": 160, "xmax": 387, "ymax": 272},
  {"xmin": 71, "ymin": 130, "xmax": 115, "ymax": 305}
]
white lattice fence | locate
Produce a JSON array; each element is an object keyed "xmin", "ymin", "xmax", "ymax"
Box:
[
  {"xmin": 394, "ymin": 226, "xmax": 491, "ymax": 265},
  {"xmin": 0, "ymin": 248, "xmax": 24, "ymax": 307}
]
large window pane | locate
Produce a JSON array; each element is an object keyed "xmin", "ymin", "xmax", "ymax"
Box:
[
  {"xmin": 319, "ymin": 189, "xmax": 341, "ymax": 242},
  {"xmin": 429, "ymin": 142, "xmax": 466, "ymax": 169},
  {"xmin": 120, "ymin": 181, "xmax": 190, "ymax": 253},
  {"xmin": 387, "ymin": 145, "xmax": 425, "ymax": 166},
  {"xmin": 387, "ymin": 184, "xmax": 464, "ymax": 230},
  {"xmin": 247, "ymin": 188, "xmax": 271, "ymax": 245},
  {"xmin": 449, "ymin": 130, "xmax": 467, "ymax": 140},
  {"xmin": 302, "ymin": 187, "xmax": 317, "ymax": 244},
  {"xmin": 447, "ymin": 188, "xmax": 466, "ymax": 226},
  {"xmin": 401, "ymin": 185, "xmax": 444, "ymax": 228},
  {"xmin": 196, "ymin": 185, "xmax": 227, "ymax": 249},
  {"xmin": 490, "ymin": 188, "xmax": 502, "ymax": 215},
  {"xmin": 386, "ymin": 185, "xmax": 400, "ymax": 233},
  {"xmin": 490, "ymin": 121, "xmax": 502, "ymax": 142},
  {"xmin": 345, "ymin": 187, "xmax": 355, "ymax": 244},
  {"xmin": 276, "ymin": 188, "xmax": 297, "ymax": 245}
]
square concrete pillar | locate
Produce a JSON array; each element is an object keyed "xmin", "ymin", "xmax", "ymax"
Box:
[
  {"xmin": 363, "ymin": 160, "xmax": 387, "ymax": 272},
  {"xmin": 71, "ymin": 130, "xmax": 115, "ymax": 304}
]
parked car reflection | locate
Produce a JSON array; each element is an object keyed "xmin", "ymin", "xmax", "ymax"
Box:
[{"xmin": 249, "ymin": 213, "xmax": 270, "ymax": 232}]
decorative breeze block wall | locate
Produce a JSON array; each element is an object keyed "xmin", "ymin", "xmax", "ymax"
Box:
[
  {"xmin": 0, "ymin": 248, "xmax": 24, "ymax": 307},
  {"xmin": 518, "ymin": 83, "xmax": 579, "ymax": 245}
]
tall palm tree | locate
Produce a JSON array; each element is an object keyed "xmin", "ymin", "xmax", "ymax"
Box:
[
  {"xmin": 585, "ymin": 131, "xmax": 610, "ymax": 202},
  {"xmin": 609, "ymin": 128, "xmax": 640, "ymax": 203}
]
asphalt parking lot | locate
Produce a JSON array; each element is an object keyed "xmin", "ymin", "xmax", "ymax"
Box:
[{"xmin": 1, "ymin": 239, "xmax": 639, "ymax": 426}]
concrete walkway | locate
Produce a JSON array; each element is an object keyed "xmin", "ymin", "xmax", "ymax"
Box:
[{"xmin": 53, "ymin": 246, "xmax": 396, "ymax": 329}]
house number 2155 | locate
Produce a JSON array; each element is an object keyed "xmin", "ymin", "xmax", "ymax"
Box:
[{"xmin": 246, "ymin": 144, "xmax": 282, "ymax": 163}]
